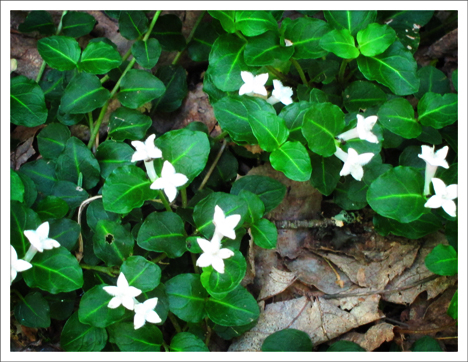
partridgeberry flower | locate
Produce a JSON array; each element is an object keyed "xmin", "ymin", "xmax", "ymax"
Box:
[
  {"xmin": 103, "ymin": 273, "xmax": 142, "ymax": 310},
  {"xmin": 335, "ymin": 147, "xmax": 374, "ymax": 181},
  {"xmin": 196, "ymin": 237, "xmax": 235, "ymax": 274},
  {"xmin": 24, "ymin": 221, "xmax": 60, "ymax": 254},
  {"xmin": 267, "ymin": 80, "xmax": 293, "ymax": 106},
  {"xmin": 131, "ymin": 134, "xmax": 162, "ymax": 162},
  {"xmin": 239, "ymin": 71, "xmax": 268, "ymax": 96},
  {"xmin": 212, "ymin": 205, "xmax": 241, "ymax": 241},
  {"xmin": 424, "ymin": 178, "xmax": 458, "ymax": 217},
  {"xmin": 150, "ymin": 161, "xmax": 188, "ymax": 202},
  {"xmin": 10, "ymin": 245, "xmax": 32, "ymax": 285},
  {"xmin": 133, "ymin": 298, "xmax": 162, "ymax": 329},
  {"xmin": 337, "ymin": 114, "xmax": 379, "ymax": 144},
  {"xmin": 418, "ymin": 145, "xmax": 449, "ymax": 195}
]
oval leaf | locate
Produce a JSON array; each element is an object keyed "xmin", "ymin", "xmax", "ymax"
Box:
[
  {"xmin": 248, "ymin": 111, "xmax": 289, "ymax": 152},
  {"xmin": 93, "ymin": 220, "xmax": 134, "ymax": 266},
  {"xmin": 61, "ymin": 312, "xmax": 107, "ymax": 351},
  {"xmin": 425, "ymin": 244, "xmax": 457, "ymax": 276},
  {"xmin": 250, "ymin": 218, "xmax": 278, "ymax": 249},
  {"xmin": 11, "ymin": 75, "xmax": 48, "ymax": 127},
  {"xmin": 319, "ymin": 29, "xmax": 360, "ymax": 59},
  {"xmin": 244, "ymin": 31, "xmax": 294, "ymax": 66},
  {"xmin": 235, "ymin": 10, "xmax": 278, "ymax": 37},
  {"xmin": 132, "ymin": 38, "xmax": 162, "ymax": 69},
  {"xmin": 37, "ymin": 122, "xmax": 71, "ymax": 160},
  {"xmin": 418, "ymin": 92, "xmax": 458, "ymax": 129},
  {"xmin": 37, "ymin": 35, "xmax": 81, "ymax": 71},
  {"xmin": 118, "ymin": 11, "xmax": 148, "ymax": 40},
  {"xmin": 170, "ymin": 332, "xmax": 209, "ymax": 352},
  {"xmin": 356, "ymin": 23, "xmax": 396, "ymax": 57},
  {"xmin": 262, "ymin": 329, "xmax": 313, "ymax": 352},
  {"xmin": 14, "ymin": 291, "xmax": 50, "ymax": 328},
  {"xmin": 324, "ymin": 10, "xmax": 377, "ymax": 36},
  {"xmin": 95, "ymin": 140, "xmax": 135, "ymax": 179},
  {"xmin": 108, "ymin": 322, "xmax": 163, "ymax": 351},
  {"xmin": 117, "ymin": 69, "xmax": 166, "ymax": 109},
  {"xmin": 283, "ymin": 18, "xmax": 331, "ymax": 59},
  {"xmin": 377, "ymin": 97, "xmax": 421, "ymax": 138},
  {"xmin": 79, "ymin": 41, "xmax": 122, "ymax": 74},
  {"xmin": 121, "ymin": 255, "xmax": 161, "ymax": 292},
  {"xmin": 270, "ymin": 141, "xmax": 312, "ymax": 182},
  {"xmin": 108, "ymin": 107, "xmax": 152, "ymax": 141},
  {"xmin": 62, "ymin": 11, "xmax": 96, "ymax": 38},
  {"xmin": 343, "ymin": 80, "xmax": 387, "ymax": 113}
]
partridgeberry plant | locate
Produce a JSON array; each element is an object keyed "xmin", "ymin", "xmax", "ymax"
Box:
[{"xmin": 10, "ymin": 9, "xmax": 458, "ymax": 352}]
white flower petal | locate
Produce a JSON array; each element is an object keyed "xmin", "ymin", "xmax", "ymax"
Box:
[
  {"xmin": 14, "ymin": 259, "xmax": 33, "ymax": 272},
  {"xmin": 241, "ymin": 71, "xmax": 254, "ymax": 84},
  {"xmin": 255, "ymin": 73, "xmax": 269, "ymax": 87},
  {"xmin": 144, "ymin": 298, "xmax": 158, "ymax": 310},
  {"xmin": 196, "ymin": 253, "xmax": 214, "ymax": 268},
  {"xmin": 442, "ymin": 200, "xmax": 457, "ymax": 217},
  {"xmin": 36, "ymin": 222, "xmax": 50, "ymax": 240},
  {"xmin": 24, "ymin": 230, "xmax": 43, "ymax": 252},
  {"xmin": 211, "ymin": 257, "xmax": 226, "ymax": 274},
  {"xmin": 103, "ymin": 285, "xmax": 119, "ymax": 297},
  {"xmin": 117, "ymin": 273, "xmax": 129, "ymax": 288},
  {"xmin": 107, "ymin": 297, "xmax": 122, "ymax": 309},
  {"xmin": 169, "ymin": 173, "xmax": 188, "ymax": 188},
  {"xmin": 357, "ymin": 152, "xmax": 374, "ymax": 166},
  {"xmin": 239, "ymin": 83, "xmax": 253, "ymax": 96},
  {"xmin": 42, "ymin": 238, "xmax": 61, "ymax": 250},
  {"xmin": 350, "ymin": 165, "xmax": 364, "ymax": 181},
  {"xmin": 121, "ymin": 295, "xmax": 136, "ymax": 310},
  {"xmin": 145, "ymin": 310, "xmax": 162, "ymax": 324},
  {"xmin": 431, "ymin": 178, "xmax": 447, "ymax": 196},
  {"xmin": 127, "ymin": 286, "xmax": 142, "ymax": 298},
  {"xmin": 424, "ymin": 195, "xmax": 444, "ymax": 209},
  {"xmin": 213, "ymin": 205, "xmax": 225, "ymax": 225},
  {"xmin": 150, "ymin": 178, "xmax": 166, "ymax": 190},
  {"xmin": 218, "ymin": 248, "xmax": 235, "ymax": 260},
  {"xmin": 164, "ymin": 184, "xmax": 178, "ymax": 202},
  {"xmin": 197, "ymin": 238, "xmax": 213, "ymax": 253},
  {"xmin": 133, "ymin": 313, "xmax": 146, "ymax": 329},
  {"xmin": 161, "ymin": 161, "xmax": 176, "ymax": 177},
  {"xmin": 445, "ymin": 184, "xmax": 458, "ymax": 200}
]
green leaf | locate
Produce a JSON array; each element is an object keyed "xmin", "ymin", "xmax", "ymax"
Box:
[
  {"xmin": 452, "ymin": 69, "xmax": 458, "ymax": 92},
  {"xmin": 39, "ymin": 69, "xmax": 68, "ymax": 101},
  {"xmin": 425, "ymin": 244, "xmax": 457, "ymax": 276},
  {"xmin": 377, "ymin": 97, "xmax": 421, "ymax": 138},
  {"xmin": 60, "ymin": 73, "xmax": 110, "ymax": 114},
  {"xmin": 262, "ymin": 329, "xmax": 313, "ymax": 351},
  {"xmin": 170, "ymin": 332, "xmax": 209, "ymax": 352},
  {"xmin": 44, "ymin": 291, "xmax": 76, "ymax": 320},
  {"xmin": 382, "ymin": 10, "xmax": 434, "ymax": 27},
  {"xmin": 102, "ymin": 165, "xmax": 158, "ymax": 214},
  {"xmin": 373, "ymin": 213, "xmax": 442, "ymax": 239},
  {"xmin": 195, "ymin": 146, "xmax": 238, "ymax": 190},
  {"xmin": 108, "ymin": 322, "xmax": 163, "ymax": 351},
  {"xmin": 17, "ymin": 173, "xmax": 37, "ymax": 208},
  {"xmin": 235, "ymin": 10, "xmax": 278, "ymax": 37},
  {"xmin": 417, "ymin": 92, "xmax": 458, "ymax": 129},
  {"xmin": 213, "ymin": 95, "xmax": 276, "ymax": 144},
  {"xmin": 367, "ymin": 166, "xmax": 426, "ymax": 223},
  {"xmin": 334, "ymin": 177, "xmax": 368, "ymax": 211},
  {"xmin": 14, "ymin": 291, "xmax": 50, "ymax": 328},
  {"xmin": 327, "ymin": 340, "xmax": 366, "ymax": 352},
  {"xmin": 137, "ymin": 211, "xmax": 186, "ymax": 258},
  {"xmin": 117, "ymin": 69, "xmax": 166, "ymax": 109},
  {"xmin": 202, "ymin": 68, "xmax": 227, "ymax": 104},
  {"xmin": 56, "ymin": 137, "xmax": 101, "ymax": 190},
  {"xmin": 237, "ymin": 190, "xmax": 265, "ymax": 225},
  {"xmin": 279, "ymin": 101, "xmax": 311, "ymax": 144},
  {"xmin": 231, "ymin": 175, "xmax": 286, "ymax": 213},
  {"xmin": 390, "ymin": 20, "xmax": 420, "ymax": 54},
  {"xmin": 108, "ymin": 107, "xmax": 152, "ymax": 141},
  {"xmin": 118, "ymin": 11, "xmax": 148, "ymax": 40},
  {"xmin": 23, "ymin": 247, "xmax": 84, "ymax": 293},
  {"xmin": 208, "ymin": 11, "xmax": 236, "ymax": 33},
  {"xmin": 120, "ymin": 256, "xmax": 161, "ymax": 292},
  {"xmin": 343, "ymin": 80, "xmax": 387, "ymax": 113},
  {"xmin": 357, "ymin": 40, "xmax": 419, "ymax": 95},
  {"xmin": 132, "ymin": 38, "xmax": 161, "ymax": 70},
  {"xmin": 200, "ymin": 250, "xmax": 247, "ymax": 299},
  {"xmin": 356, "ymin": 23, "xmax": 396, "ymax": 56},
  {"xmin": 166, "ymin": 274, "xmax": 208, "ymax": 323},
  {"xmin": 324, "ymin": 11, "xmax": 377, "ymax": 36},
  {"xmin": 61, "ymin": 312, "xmax": 107, "ymax": 351},
  {"xmin": 18, "ymin": 11, "xmax": 55, "ymax": 35},
  {"xmin": 36, "ymin": 195, "xmax": 69, "ymax": 221},
  {"xmin": 11, "ymin": 75, "xmax": 48, "ymax": 127},
  {"xmin": 250, "ymin": 218, "xmax": 278, "ymax": 249},
  {"xmin": 139, "ymin": 284, "xmax": 169, "ymax": 324},
  {"xmin": 56, "ymin": 106, "xmax": 85, "ymax": 126},
  {"xmin": 319, "ymin": 29, "xmax": 359, "ymax": 59},
  {"xmin": 52, "ymin": 180, "xmax": 89, "ymax": 210},
  {"xmin": 244, "ymin": 31, "xmax": 294, "ymax": 66},
  {"xmin": 79, "ymin": 41, "xmax": 122, "ymax": 74},
  {"xmin": 310, "ymin": 153, "xmax": 341, "ymax": 196},
  {"xmin": 61, "ymin": 11, "xmax": 96, "ymax": 38},
  {"xmin": 302, "ymin": 102, "xmax": 345, "ymax": 157},
  {"xmin": 283, "ymin": 18, "xmax": 331, "ymax": 59},
  {"xmin": 93, "ymin": 220, "xmax": 134, "ymax": 266},
  {"xmin": 96, "ymin": 140, "xmax": 135, "ymax": 179},
  {"xmin": 151, "ymin": 14, "xmax": 185, "ymax": 51},
  {"xmin": 447, "ymin": 290, "xmax": 458, "ymax": 319},
  {"xmin": 152, "ymin": 65, "xmax": 188, "ymax": 112},
  {"xmin": 19, "ymin": 158, "xmax": 57, "ymax": 195},
  {"xmin": 307, "ymin": 58, "xmax": 340, "ymax": 84},
  {"xmin": 78, "ymin": 284, "xmax": 126, "ymax": 328},
  {"xmin": 248, "ymin": 111, "xmax": 289, "ymax": 152},
  {"xmin": 11, "ymin": 170, "xmax": 24, "ymax": 203},
  {"xmin": 398, "ymin": 145, "xmax": 425, "ymax": 171},
  {"xmin": 108, "ymin": 60, "xmax": 130, "ymax": 82},
  {"xmin": 188, "ymin": 21, "xmax": 225, "ymax": 62},
  {"xmin": 410, "ymin": 336, "xmax": 443, "ymax": 352},
  {"xmin": 86, "ymin": 198, "xmax": 120, "ymax": 231},
  {"xmin": 270, "ymin": 141, "xmax": 311, "ymax": 182},
  {"xmin": 48, "ymin": 218, "xmax": 80, "ymax": 251},
  {"xmin": 206, "ymin": 285, "xmax": 260, "ymax": 326},
  {"xmin": 414, "ymin": 66, "xmax": 451, "ymax": 99},
  {"xmin": 37, "ymin": 123, "xmax": 71, "ymax": 159},
  {"xmin": 11, "ymin": 201, "xmax": 40, "ymax": 259},
  {"xmin": 155, "ymin": 128, "xmax": 210, "ymax": 183},
  {"xmin": 213, "ymin": 319, "xmax": 258, "ymax": 340},
  {"xmin": 37, "ymin": 36, "xmax": 81, "ymax": 71}
]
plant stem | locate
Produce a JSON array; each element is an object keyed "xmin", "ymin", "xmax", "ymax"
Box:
[
  {"xmin": 11, "ymin": 289, "xmax": 26, "ymax": 303},
  {"xmin": 198, "ymin": 139, "xmax": 227, "ymax": 191},
  {"xmin": 75, "ymin": 195, "xmax": 103, "ymax": 262},
  {"xmin": 191, "ymin": 253, "xmax": 200, "ymax": 274},
  {"xmin": 290, "ymin": 58, "xmax": 308, "ymax": 86},
  {"xmin": 159, "ymin": 190, "xmax": 172, "ymax": 212},
  {"xmin": 338, "ymin": 58, "xmax": 350, "ymax": 85},
  {"xmin": 266, "ymin": 65, "xmax": 298, "ymax": 86},
  {"xmin": 181, "ymin": 188, "xmax": 188, "ymax": 208},
  {"xmin": 204, "ymin": 317, "xmax": 212, "ymax": 346},
  {"xmin": 162, "ymin": 341, "xmax": 170, "ymax": 352},
  {"xmin": 150, "ymin": 253, "xmax": 167, "ymax": 264},
  {"xmin": 172, "ymin": 11, "xmax": 206, "ymax": 65},
  {"xmin": 143, "ymin": 11, "xmax": 162, "ymax": 42},
  {"xmin": 80, "ymin": 263, "xmax": 119, "ymax": 277},
  {"xmin": 168, "ymin": 312, "xmax": 182, "ymax": 333},
  {"xmin": 235, "ymin": 30, "xmax": 247, "ymax": 42},
  {"xmin": 213, "ymin": 130, "xmax": 229, "ymax": 142}
]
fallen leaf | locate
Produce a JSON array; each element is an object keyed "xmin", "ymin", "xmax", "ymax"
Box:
[
  {"xmin": 11, "ymin": 136, "xmax": 36, "ymax": 170},
  {"xmin": 339, "ymin": 322, "xmax": 395, "ymax": 351},
  {"xmin": 257, "ymin": 267, "xmax": 297, "ymax": 301}
]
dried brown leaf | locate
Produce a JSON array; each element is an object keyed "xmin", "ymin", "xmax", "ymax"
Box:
[
  {"xmin": 257, "ymin": 267, "xmax": 297, "ymax": 301},
  {"xmin": 11, "ymin": 136, "xmax": 36, "ymax": 170},
  {"xmin": 340, "ymin": 322, "xmax": 395, "ymax": 351}
]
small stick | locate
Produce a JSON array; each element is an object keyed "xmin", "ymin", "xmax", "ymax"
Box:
[{"xmin": 75, "ymin": 195, "xmax": 103, "ymax": 262}]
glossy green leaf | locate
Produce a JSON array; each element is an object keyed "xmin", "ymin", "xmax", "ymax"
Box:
[
  {"xmin": 373, "ymin": 213, "xmax": 442, "ymax": 239},
  {"xmin": 79, "ymin": 41, "xmax": 122, "ymax": 74},
  {"xmin": 37, "ymin": 36, "xmax": 81, "ymax": 71},
  {"xmin": 367, "ymin": 166, "xmax": 426, "ymax": 223},
  {"xmin": 151, "ymin": 14, "xmax": 185, "ymax": 51},
  {"xmin": 10, "ymin": 201, "xmax": 40, "ymax": 259},
  {"xmin": 120, "ymin": 256, "xmax": 161, "ymax": 292},
  {"xmin": 390, "ymin": 20, "xmax": 420, "ymax": 54},
  {"xmin": 398, "ymin": 145, "xmax": 425, "ymax": 171},
  {"xmin": 357, "ymin": 40, "xmax": 419, "ymax": 95},
  {"xmin": 132, "ymin": 38, "xmax": 161, "ymax": 69},
  {"xmin": 11, "ymin": 75, "xmax": 48, "ymax": 127},
  {"xmin": 202, "ymin": 68, "xmax": 227, "ymax": 104},
  {"xmin": 235, "ymin": 10, "xmax": 278, "ymax": 37},
  {"xmin": 17, "ymin": 173, "xmax": 37, "ymax": 208},
  {"xmin": 166, "ymin": 274, "xmax": 208, "ymax": 323},
  {"xmin": 52, "ymin": 180, "xmax": 89, "ymax": 210},
  {"xmin": 188, "ymin": 21, "xmax": 225, "ymax": 62},
  {"xmin": 283, "ymin": 17, "xmax": 331, "ymax": 59},
  {"xmin": 36, "ymin": 195, "xmax": 69, "ymax": 221},
  {"xmin": 452, "ymin": 69, "xmax": 458, "ymax": 92},
  {"xmin": 324, "ymin": 11, "xmax": 377, "ymax": 36},
  {"xmin": 213, "ymin": 319, "xmax": 258, "ymax": 340},
  {"xmin": 61, "ymin": 312, "xmax": 107, "ymax": 351},
  {"xmin": 108, "ymin": 60, "xmax": 130, "ymax": 82},
  {"xmin": 319, "ymin": 29, "xmax": 359, "ymax": 59},
  {"xmin": 237, "ymin": 190, "xmax": 265, "ymax": 225},
  {"xmin": 250, "ymin": 218, "xmax": 278, "ymax": 249},
  {"xmin": 56, "ymin": 106, "xmax": 85, "ymax": 126},
  {"xmin": 262, "ymin": 329, "xmax": 313, "ymax": 351},
  {"xmin": 307, "ymin": 58, "xmax": 340, "ymax": 84},
  {"xmin": 310, "ymin": 153, "xmax": 341, "ymax": 196},
  {"xmin": 302, "ymin": 102, "xmax": 345, "ymax": 157},
  {"xmin": 417, "ymin": 126, "xmax": 442, "ymax": 145},
  {"xmin": 425, "ymin": 244, "xmax": 457, "ymax": 276},
  {"xmin": 39, "ymin": 69, "xmax": 68, "ymax": 100},
  {"xmin": 37, "ymin": 123, "xmax": 71, "ymax": 159},
  {"xmin": 108, "ymin": 322, "xmax": 163, "ymax": 351},
  {"xmin": 137, "ymin": 211, "xmax": 186, "ymax": 258},
  {"xmin": 410, "ymin": 336, "xmax": 442, "ymax": 352},
  {"xmin": 244, "ymin": 31, "xmax": 294, "ymax": 66},
  {"xmin": 60, "ymin": 73, "xmax": 110, "ymax": 114},
  {"xmin": 270, "ymin": 141, "xmax": 311, "ymax": 182},
  {"xmin": 414, "ymin": 66, "xmax": 451, "ymax": 99},
  {"xmin": 356, "ymin": 23, "xmax": 396, "ymax": 56},
  {"xmin": 95, "ymin": 140, "xmax": 134, "ymax": 179},
  {"xmin": 118, "ymin": 11, "xmax": 148, "ymax": 40},
  {"xmin": 334, "ymin": 177, "xmax": 368, "ymax": 211},
  {"xmin": 206, "ymin": 285, "xmax": 260, "ymax": 326},
  {"xmin": 327, "ymin": 340, "xmax": 366, "ymax": 352},
  {"xmin": 377, "ymin": 97, "xmax": 421, "ymax": 138},
  {"xmin": 48, "ymin": 218, "xmax": 80, "ymax": 251},
  {"xmin": 248, "ymin": 111, "xmax": 289, "ymax": 152},
  {"xmin": 78, "ymin": 285, "xmax": 126, "ymax": 328},
  {"xmin": 56, "ymin": 137, "xmax": 101, "ymax": 190},
  {"xmin": 279, "ymin": 101, "xmax": 311, "ymax": 143},
  {"xmin": 417, "ymin": 92, "xmax": 458, "ymax": 129},
  {"xmin": 62, "ymin": 11, "xmax": 96, "ymax": 38},
  {"xmin": 117, "ymin": 69, "xmax": 166, "ymax": 109},
  {"xmin": 93, "ymin": 220, "xmax": 134, "ymax": 266},
  {"xmin": 44, "ymin": 291, "xmax": 76, "ymax": 320},
  {"xmin": 108, "ymin": 107, "xmax": 152, "ymax": 141},
  {"xmin": 102, "ymin": 165, "xmax": 158, "ymax": 214},
  {"xmin": 11, "ymin": 170, "xmax": 24, "ymax": 203},
  {"xmin": 14, "ymin": 291, "xmax": 50, "ymax": 328},
  {"xmin": 18, "ymin": 10, "xmax": 55, "ymax": 34},
  {"xmin": 19, "ymin": 158, "xmax": 57, "ymax": 195},
  {"xmin": 382, "ymin": 10, "xmax": 434, "ymax": 27},
  {"xmin": 152, "ymin": 65, "xmax": 188, "ymax": 112},
  {"xmin": 343, "ymin": 80, "xmax": 386, "ymax": 113},
  {"xmin": 195, "ymin": 147, "xmax": 238, "ymax": 190},
  {"xmin": 231, "ymin": 175, "xmax": 286, "ymax": 213},
  {"xmin": 170, "ymin": 332, "xmax": 209, "ymax": 352},
  {"xmin": 208, "ymin": 11, "xmax": 236, "ymax": 33},
  {"xmin": 86, "ymin": 198, "xmax": 120, "ymax": 232},
  {"xmin": 23, "ymin": 247, "xmax": 84, "ymax": 293},
  {"xmin": 447, "ymin": 290, "xmax": 457, "ymax": 319},
  {"xmin": 309, "ymin": 88, "xmax": 329, "ymax": 104}
]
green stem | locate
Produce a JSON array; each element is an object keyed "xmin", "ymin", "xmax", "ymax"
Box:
[
  {"xmin": 168, "ymin": 312, "xmax": 182, "ymax": 333},
  {"xmin": 87, "ymin": 102, "xmax": 109, "ymax": 149},
  {"xmin": 213, "ymin": 130, "xmax": 229, "ymax": 142},
  {"xmin": 143, "ymin": 11, "xmax": 162, "ymax": 42},
  {"xmin": 159, "ymin": 190, "xmax": 172, "ymax": 212},
  {"xmin": 191, "ymin": 253, "xmax": 200, "ymax": 274},
  {"xmin": 172, "ymin": 11, "xmax": 206, "ymax": 65},
  {"xmin": 11, "ymin": 289, "xmax": 26, "ymax": 303},
  {"xmin": 235, "ymin": 30, "xmax": 247, "ymax": 42},
  {"xmin": 205, "ymin": 317, "xmax": 212, "ymax": 346},
  {"xmin": 290, "ymin": 58, "xmax": 308, "ymax": 86},
  {"xmin": 150, "ymin": 253, "xmax": 167, "ymax": 264},
  {"xmin": 181, "ymin": 188, "xmax": 188, "ymax": 208},
  {"xmin": 198, "ymin": 139, "xmax": 227, "ymax": 191},
  {"xmin": 80, "ymin": 263, "xmax": 119, "ymax": 277},
  {"xmin": 338, "ymin": 58, "xmax": 350, "ymax": 85},
  {"xmin": 162, "ymin": 341, "xmax": 170, "ymax": 352},
  {"xmin": 266, "ymin": 65, "xmax": 297, "ymax": 86}
]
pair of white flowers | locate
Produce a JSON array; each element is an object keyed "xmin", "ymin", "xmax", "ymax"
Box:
[
  {"xmin": 131, "ymin": 134, "xmax": 188, "ymax": 202},
  {"xmin": 239, "ymin": 71, "xmax": 294, "ymax": 106}
]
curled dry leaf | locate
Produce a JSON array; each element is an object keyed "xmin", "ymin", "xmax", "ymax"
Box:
[
  {"xmin": 257, "ymin": 266, "xmax": 297, "ymax": 301},
  {"xmin": 339, "ymin": 322, "xmax": 395, "ymax": 351}
]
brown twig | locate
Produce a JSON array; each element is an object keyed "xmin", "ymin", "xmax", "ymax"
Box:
[
  {"xmin": 75, "ymin": 195, "xmax": 103, "ymax": 263},
  {"xmin": 395, "ymin": 320, "xmax": 457, "ymax": 335}
]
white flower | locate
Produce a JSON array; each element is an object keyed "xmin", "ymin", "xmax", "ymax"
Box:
[
  {"xmin": 418, "ymin": 145, "xmax": 449, "ymax": 195},
  {"xmin": 239, "ymin": 71, "xmax": 268, "ymax": 96},
  {"xmin": 133, "ymin": 298, "xmax": 162, "ymax": 329},
  {"xmin": 103, "ymin": 273, "xmax": 142, "ymax": 310},
  {"xmin": 213, "ymin": 205, "xmax": 241, "ymax": 241},
  {"xmin": 10, "ymin": 245, "xmax": 32, "ymax": 285},
  {"xmin": 24, "ymin": 222, "xmax": 60, "ymax": 253},
  {"xmin": 267, "ymin": 80, "xmax": 293, "ymax": 106},
  {"xmin": 424, "ymin": 178, "xmax": 458, "ymax": 217},
  {"xmin": 284, "ymin": 39, "xmax": 293, "ymax": 47},
  {"xmin": 335, "ymin": 147, "xmax": 374, "ymax": 181},
  {"xmin": 131, "ymin": 134, "xmax": 163, "ymax": 162},
  {"xmin": 196, "ymin": 237, "xmax": 235, "ymax": 274},
  {"xmin": 337, "ymin": 114, "xmax": 379, "ymax": 144},
  {"xmin": 150, "ymin": 161, "xmax": 188, "ymax": 202}
]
